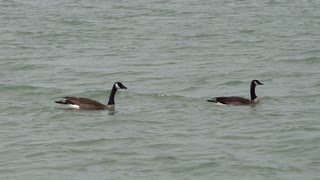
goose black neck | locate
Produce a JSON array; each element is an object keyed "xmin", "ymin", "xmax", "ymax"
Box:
[
  {"xmin": 107, "ymin": 85, "xmax": 117, "ymax": 105},
  {"xmin": 250, "ymin": 81, "xmax": 257, "ymax": 100}
]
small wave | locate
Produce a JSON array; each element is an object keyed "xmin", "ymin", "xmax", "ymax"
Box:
[
  {"xmin": 218, "ymin": 80, "xmax": 243, "ymax": 86},
  {"xmin": 60, "ymin": 19, "xmax": 90, "ymax": 26},
  {"xmin": 302, "ymin": 57, "xmax": 320, "ymax": 64},
  {"xmin": 10, "ymin": 64, "xmax": 47, "ymax": 71},
  {"xmin": 239, "ymin": 29, "xmax": 255, "ymax": 34},
  {"xmin": 0, "ymin": 83, "xmax": 40, "ymax": 91},
  {"xmin": 281, "ymin": 56, "xmax": 320, "ymax": 64}
]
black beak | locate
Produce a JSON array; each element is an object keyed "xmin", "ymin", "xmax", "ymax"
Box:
[{"xmin": 122, "ymin": 85, "xmax": 127, "ymax": 89}]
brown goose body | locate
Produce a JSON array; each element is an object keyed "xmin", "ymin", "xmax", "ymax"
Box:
[
  {"xmin": 57, "ymin": 96, "xmax": 110, "ymax": 110},
  {"xmin": 207, "ymin": 80, "xmax": 263, "ymax": 105},
  {"xmin": 208, "ymin": 96, "xmax": 253, "ymax": 105},
  {"xmin": 55, "ymin": 82, "xmax": 127, "ymax": 110}
]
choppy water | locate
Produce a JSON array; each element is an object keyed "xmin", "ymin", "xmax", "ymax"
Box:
[{"xmin": 1, "ymin": 0, "xmax": 320, "ymax": 179}]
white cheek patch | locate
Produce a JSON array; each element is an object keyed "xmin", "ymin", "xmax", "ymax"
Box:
[{"xmin": 115, "ymin": 83, "xmax": 120, "ymax": 89}]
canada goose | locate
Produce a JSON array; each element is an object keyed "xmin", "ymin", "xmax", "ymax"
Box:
[
  {"xmin": 207, "ymin": 80, "xmax": 263, "ymax": 105},
  {"xmin": 55, "ymin": 82, "xmax": 127, "ymax": 110}
]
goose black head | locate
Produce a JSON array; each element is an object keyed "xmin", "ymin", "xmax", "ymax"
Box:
[
  {"xmin": 252, "ymin": 80, "xmax": 263, "ymax": 85},
  {"xmin": 114, "ymin": 82, "xmax": 127, "ymax": 89}
]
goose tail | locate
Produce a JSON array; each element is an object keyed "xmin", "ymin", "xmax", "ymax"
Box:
[{"xmin": 55, "ymin": 100, "xmax": 66, "ymax": 104}]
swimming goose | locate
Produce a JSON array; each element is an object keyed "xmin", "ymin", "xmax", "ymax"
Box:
[
  {"xmin": 55, "ymin": 82, "xmax": 127, "ymax": 110},
  {"xmin": 207, "ymin": 80, "xmax": 263, "ymax": 105}
]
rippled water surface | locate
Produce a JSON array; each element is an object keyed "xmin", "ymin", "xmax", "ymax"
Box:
[{"xmin": 1, "ymin": 0, "xmax": 320, "ymax": 179}]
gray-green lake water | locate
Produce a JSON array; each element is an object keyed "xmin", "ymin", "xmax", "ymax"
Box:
[{"xmin": 1, "ymin": 0, "xmax": 320, "ymax": 179}]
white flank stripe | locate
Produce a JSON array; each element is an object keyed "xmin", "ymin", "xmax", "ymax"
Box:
[
  {"xmin": 66, "ymin": 104, "xmax": 80, "ymax": 109},
  {"xmin": 215, "ymin": 102, "xmax": 226, "ymax": 106}
]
